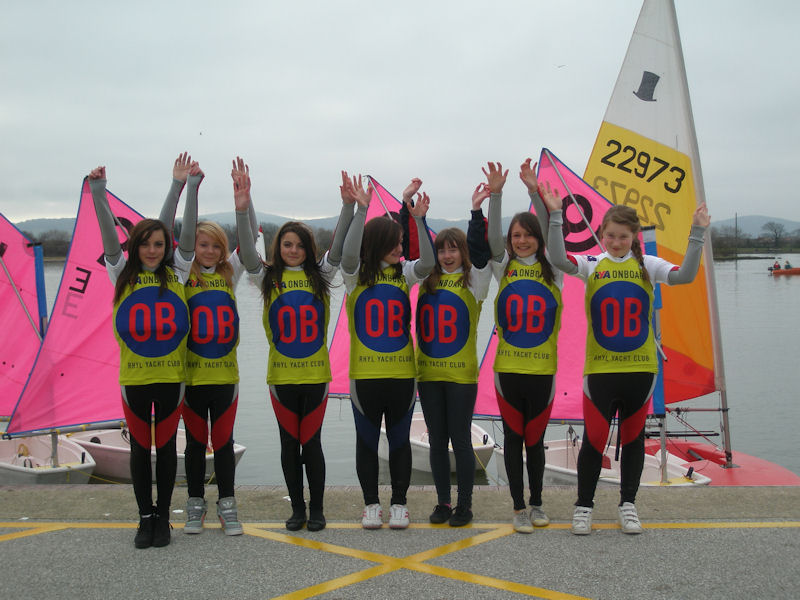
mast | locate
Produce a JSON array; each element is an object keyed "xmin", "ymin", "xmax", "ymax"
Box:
[{"xmin": 666, "ymin": 0, "xmax": 733, "ymax": 466}]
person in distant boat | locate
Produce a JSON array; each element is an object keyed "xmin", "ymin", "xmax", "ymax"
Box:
[
  {"xmin": 88, "ymin": 157, "xmax": 198, "ymax": 549},
  {"xmin": 339, "ymin": 174, "xmax": 435, "ymax": 530},
  {"xmin": 398, "ymin": 183, "xmax": 493, "ymax": 527},
  {"xmin": 543, "ymin": 187, "xmax": 710, "ymax": 536},
  {"xmin": 161, "ymin": 153, "xmax": 256, "ymax": 537},
  {"xmin": 484, "ymin": 160, "xmax": 564, "ymax": 534},
  {"xmin": 773, "ymin": 260, "xmax": 781, "ymax": 270},
  {"xmin": 234, "ymin": 159, "xmax": 351, "ymax": 533},
  {"xmin": 784, "ymin": 260, "xmax": 792, "ymax": 269}
]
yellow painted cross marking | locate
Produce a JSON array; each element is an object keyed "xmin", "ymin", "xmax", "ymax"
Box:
[{"xmin": 2, "ymin": 521, "xmax": 799, "ymax": 598}]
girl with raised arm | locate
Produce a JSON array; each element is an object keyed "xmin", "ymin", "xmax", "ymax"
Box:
[
  {"xmin": 235, "ymin": 160, "xmax": 353, "ymax": 532},
  {"xmin": 339, "ymin": 176, "xmax": 435, "ymax": 529},
  {"xmin": 408, "ymin": 183, "xmax": 493, "ymax": 527},
  {"xmin": 541, "ymin": 182, "xmax": 710, "ymax": 535},
  {"xmin": 88, "ymin": 155, "xmax": 198, "ymax": 548},
  {"xmin": 485, "ymin": 161, "xmax": 564, "ymax": 534}
]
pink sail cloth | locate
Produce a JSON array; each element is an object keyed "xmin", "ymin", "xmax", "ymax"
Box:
[
  {"xmin": 7, "ymin": 179, "xmax": 143, "ymax": 434},
  {"xmin": 328, "ymin": 176, "xmax": 435, "ymax": 395},
  {"xmin": 473, "ymin": 149, "xmax": 613, "ymax": 421},
  {"xmin": 0, "ymin": 214, "xmax": 42, "ymax": 417}
]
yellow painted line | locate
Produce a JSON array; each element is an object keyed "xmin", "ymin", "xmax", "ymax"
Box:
[
  {"xmin": 272, "ymin": 564, "xmax": 397, "ymax": 600},
  {"xmin": 0, "ymin": 524, "xmax": 69, "ymax": 541}
]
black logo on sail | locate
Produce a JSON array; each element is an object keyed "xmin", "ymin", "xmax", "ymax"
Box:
[{"xmin": 633, "ymin": 71, "xmax": 659, "ymax": 102}]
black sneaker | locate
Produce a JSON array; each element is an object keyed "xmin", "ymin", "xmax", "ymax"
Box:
[
  {"xmin": 429, "ymin": 504, "xmax": 452, "ymax": 524},
  {"xmin": 307, "ymin": 509, "xmax": 326, "ymax": 532},
  {"xmin": 449, "ymin": 506, "xmax": 473, "ymax": 527},
  {"xmin": 152, "ymin": 512, "xmax": 172, "ymax": 547},
  {"xmin": 134, "ymin": 513, "xmax": 155, "ymax": 549},
  {"xmin": 285, "ymin": 508, "xmax": 307, "ymax": 531}
]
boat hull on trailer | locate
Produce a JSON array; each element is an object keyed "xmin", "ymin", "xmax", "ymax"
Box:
[
  {"xmin": 493, "ymin": 438, "xmax": 711, "ymax": 487},
  {"xmin": 0, "ymin": 435, "xmax": 96, "ymax": 484},
  {"xmin": 379, "ymin": 413, "xmax": 495, "ymax": 473},
  {"xmin": 68, "ymin": 428, "xmax": 246, "ymax": 483}
]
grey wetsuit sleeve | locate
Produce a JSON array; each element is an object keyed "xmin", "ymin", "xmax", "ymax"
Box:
[
  {"xmin": 89, "ymin": 177, "xmax": 122, "ymax": 265},
  {"xmin": 487, "ymin": 192, "xmax": 505, "ymax": 262},
  {"xmin": 412, "ymin": 215, "xmax": 436, "ymax": 278},
  {"xmin": 177, "ymin": 173, "xmax": 200, "ymax": 261},
  {"xmin": 247, "ymin": 198, "xmax": 259, "ymax": 242},
  {"xmin": 547, "ymin": 210, "xmax": 579, "ymax": 275},
  {"xmin": 158, "ymin": 178, "xmax": 185, "ymax": 233},
  {"xmin": 236, "ymin": 209, "xmax": 262, "ymax": 274},
  {"xmin": 341, "ymin": 204, "xmax": 367, "ymax": 275},
  {"xmin": 667, "ymin": 225, "xmax": 706, "ymax": 285},
  {"xmin": 327, "ymin": 202, "xmax": 355, "ymax": 268},
  {"xmin": 529, "ymin": 190, "xmax": 550, "ymax": 246}
]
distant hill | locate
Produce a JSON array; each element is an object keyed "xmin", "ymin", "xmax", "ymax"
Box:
[
  {"xmin": 711, "ymin": 215, "xmax": 800, "ymax": 238},
  {"xmin": 19, "ymin": 212, "xmax": 796, "ymax": 240}
]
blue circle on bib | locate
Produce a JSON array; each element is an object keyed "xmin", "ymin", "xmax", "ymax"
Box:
[
  {"xmin": 590, "ymin": 281, "xmax": 650, "ymax": 352},
  {"xmin": 354, "ymin": 284, "xmax": 410, "ymax": 353},
  {"xmin": 268, "ymin": 290, "xmax": 325, "ymax": 359},
  {"xmin": 496, "ymin": 280, "xmax": 557, "ymax": 348},
  {"xmin": 115, "ymin": 287, "xmax": 189, "ymax": 357},
  {"xmin": 187, "ymin": 290, "xmax": 239, "ymax": 359},
  {"xmin": 416, "ymin": 290, "xmax": 469, "ymax": 358}
]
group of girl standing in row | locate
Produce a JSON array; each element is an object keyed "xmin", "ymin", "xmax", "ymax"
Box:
[{"xmin": 90, "ymin": 153, "xmax": 708, "ymax": 548}]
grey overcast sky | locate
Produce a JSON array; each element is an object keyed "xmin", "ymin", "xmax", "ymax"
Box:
[{"xmin": 2, "ymin": 0, "xmax": 798, "ymax": 224}]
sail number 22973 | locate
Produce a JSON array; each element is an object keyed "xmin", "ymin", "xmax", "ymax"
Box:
[{"xmin": 598, "ymin": 139, "xmax": 686, "ymax": 193}]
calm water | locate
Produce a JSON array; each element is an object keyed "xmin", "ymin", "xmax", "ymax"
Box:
[{"xmin": 42, "ymin": 254, "xmax": 800, "ymax": 484}]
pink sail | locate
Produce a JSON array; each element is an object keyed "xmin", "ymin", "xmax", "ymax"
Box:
[
  {"xmin": 7, "ymin": 179, "xmax": 143, "ymax": 434},
  {"xmin": 474, "ymin": 149, "xmax": 612, "ymax": 421},
  {"xmin": 0, "ymin": 214, "xmax": 43, "ymax": 417},
  {"xmin": 328, "ymin": 177, "xmax": 434, "ymax": 395}
]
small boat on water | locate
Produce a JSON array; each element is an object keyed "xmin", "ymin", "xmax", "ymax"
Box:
[
  {"xmin": 0, "ymin": 435, "xmax": 96, "ymax": 484},
  {"xmin": 769, "ymin": 267, "xmax": 800, "ymax": 276},
  {"xmin": 378, "ymin": 412, "xmax": 495, "ymax": 473},
  {"xmin": 68, "ymin": 427, "xmax": 246, "ymax": 483},
  {"xmin": 492, "ymin": 437, "xmax": 711, "ymax": 487}
]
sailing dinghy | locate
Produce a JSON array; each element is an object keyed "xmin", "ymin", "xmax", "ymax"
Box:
[{"xmin": 0, "ymin": 212, "xmax": 96, "ymax": 483}]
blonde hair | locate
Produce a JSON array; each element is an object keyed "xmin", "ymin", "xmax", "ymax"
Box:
[
  {"xmin": 601, "ymin": 205, "xmax": 649, "ymax": 283},
  {"xmin": 191, "ymin": 221, "xmax": 233, "ymax": 288}
]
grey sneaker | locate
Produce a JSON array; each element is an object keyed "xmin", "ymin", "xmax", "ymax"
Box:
[
  {"xmin": 217, "ymin": 497, "xmax": 243, "ymax": 536},
  {"xmin": 530, "ymin": 505, "xmax": 550, "ymax": 527},
  {"xmin": 184, "ymin": 497, "xmax": 207, "ymax": 534},
  {"xmin": 388, "ymin": 504, "xmax": 410, "ymax": 529},
  {"xmin": 361, "ymin": 503, "xmax": 383, "ymax": 529},
  {"xmin": 618, "ymin": 502, "xmax": 643, "ymax": 534},
  {"xmin": 513, "ymin": 509, "xmax": 534, "ymax": 533},
  {"xmin": 572, "ymin": 506, "xmax": 593, "ymax": 535}
]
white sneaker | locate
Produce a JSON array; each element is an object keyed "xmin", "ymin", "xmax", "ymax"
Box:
[
  {"xmin": 618, "ymin": 502, "xmax": 643, "ymax": 534},
  {"xmin": 388, "ymin": 504, "xmax": 410, "ymax": 529},
  {"xmin": 571, "ymin": 506, "xmax": 593, "ymax": 535},
  {"xmin": 530, "ymin": 505, "xmax": 550, "ymax": 527},
  {"xmin": 361, "ymin": 504, "xmax": 383, "ymax": 529},
  {"xmin": 513, "ymin": 509, "xmax": 534, "ymax": 534}
]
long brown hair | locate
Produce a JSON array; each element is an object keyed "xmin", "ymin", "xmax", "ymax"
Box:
[
  {"xmin": 190, "ymin": 221, "xmax": 234, "ymax": 288},
  {"xmin": 261, "ymin": 221, "xmax": 330, "ymax": 306},
  {"xmin": 422, "ymin": 227, "xmax": 471, "ymax": 294},
  {"xmin": 113, "ymin": 219, "xmax": 172, "ymax": 305},
  {"xmin": 505, "ymin": 212, "xmax": 555, "ymax": 286},
  {"xmin": 358, "ymin": 216, "xmax": 403, "ymax": 286},
  {"xmin": 601, "ymin": 205, "xmax": 650, "ymax": 283}
]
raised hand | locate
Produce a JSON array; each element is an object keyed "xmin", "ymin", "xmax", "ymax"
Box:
[
  {"xmin": 351, "ymin": 174, "xmax": 371, "ymax": 208},
  {"xmin": 481, "ymin": 162, "xmax": 508, "ymax": 193},
  {"xmin": 189, "ymin": 161, "xmax": 205, "ymax": 182},
  {"xmin": 519, "ymin": 158, "xmax": 539, "ymax": 193},
  {"xmin": 402, "ymin": 178, "xmax": 423, "ymax": 203},
  {"xmin": 693, "ymin": 203, "xmax": 710, "ymax": 228},
  {"xmin": 408, "ymin": 192, "xmax": 430, "ymax": 218},
  {"xmin": 173, "ymin": 152, "xmax": 192, "ymax": 182},
  {"xmin": 231, "ymin": 157, "xmax": 251, "ymax": 211},
  {"xmin": 471, "ymin": 183, "xmax": 490, "ymax": 210},
  {"xmin": 88, "ymin": 166, "xmax": 106, "ymax": 180},
  {"xmin": 538, "ymin": 181, "xmax": 562, "ymax": 212},
  {"xmin": 340, "ymin": 170, "xmax": 357, "ymax": 204}
]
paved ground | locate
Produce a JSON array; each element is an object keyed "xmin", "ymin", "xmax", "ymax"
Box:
[{"xmin": 2, "ymin": 485, "xmax": 800, "ymax": 599}]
